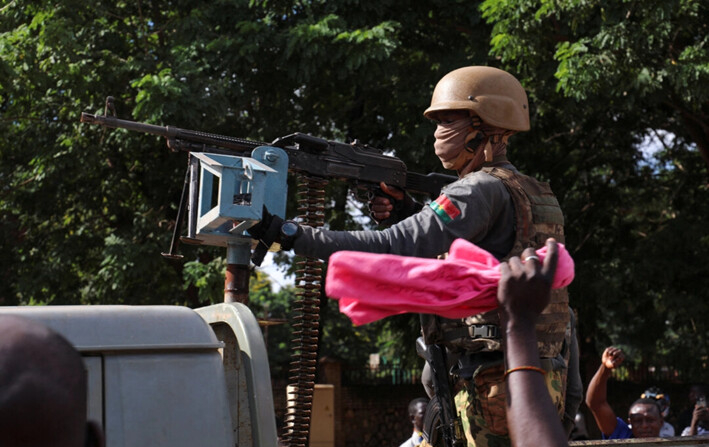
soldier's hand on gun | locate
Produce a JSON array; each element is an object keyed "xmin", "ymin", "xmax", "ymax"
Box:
[
  {"xmin": 601, "ymin": 347, "xmax": 625, "ymax": 370},
  {"xmin": 248, "ymin": 205, "xmax": 285, "ymax": 266},
  {"xmin": 369, "ymin": 182, "xmax": 405, "ymax": 223},
  {"xmin": 496, "ymin": 238, "xmax": 558, "ymax": 325}
]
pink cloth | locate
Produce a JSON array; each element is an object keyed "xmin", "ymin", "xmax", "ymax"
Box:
[{"xmin": 325, "ymin": 238, "xmax": 574, "ymax": 325}]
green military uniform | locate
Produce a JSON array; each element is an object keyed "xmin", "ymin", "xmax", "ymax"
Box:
[{"xmin": 413, "ymin": 165, "xmax": 576, "ymax": 447}]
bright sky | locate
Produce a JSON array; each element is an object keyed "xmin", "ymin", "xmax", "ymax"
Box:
[{"xmin": 259, "ymin": 252, "xmax": 294, "ymax": 292}]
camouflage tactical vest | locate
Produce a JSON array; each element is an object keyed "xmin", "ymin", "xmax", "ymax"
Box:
[{"xmin": 422, "ymin": 167, "xmax": 570, "ymax": 358}]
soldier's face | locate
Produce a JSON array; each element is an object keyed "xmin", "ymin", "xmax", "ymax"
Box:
[{"xmin": 431, "ymin": 110, "xmax": 470, "ymax": 125}]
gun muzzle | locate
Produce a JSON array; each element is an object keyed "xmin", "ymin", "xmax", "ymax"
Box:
[{"xmin": 80, "ymin": 112, "xmax": 97, "ymax": 124}]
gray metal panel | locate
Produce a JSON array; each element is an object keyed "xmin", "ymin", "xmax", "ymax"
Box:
[
  {"xmin": 196, "ymin": 303, "xmax": 279, "ymax": 447},
  {"xmin": 0, "ymin": 305, "xmax": 235, "ymax": 447},
  {"xmin": 84, "ymin": 356, "xmax": 104, "ymax": 431},
  {"xmin": 0, "ymin": 305, "xmax": 220, "ymax": 351},
  {"xmin": 103, "ymin": 352, "xmax": 234, "ymax": 447}
]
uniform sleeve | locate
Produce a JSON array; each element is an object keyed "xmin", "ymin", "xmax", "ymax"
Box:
[{"xmin": 292, "ymin": 173, "xmax": 512, "ymax": 260}]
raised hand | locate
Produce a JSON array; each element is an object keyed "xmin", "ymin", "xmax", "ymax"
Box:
[
  {"xmin": 601, "ymin": 347, "xmax": 625, "ymax": 370},
  {"xmin": 497, "ymin": 238, "xmax": 558, "ymax": 325}
]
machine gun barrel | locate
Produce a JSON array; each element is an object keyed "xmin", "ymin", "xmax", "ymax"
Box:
[
  {"xmin": 80, "ymin": 111, "xmax": 456, "ymax": 197},
  {"xmin": 80, "ymin": 112, "xmax": 267, "ymax": 152}
]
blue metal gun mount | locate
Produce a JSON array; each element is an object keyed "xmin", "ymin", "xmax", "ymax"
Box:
[{"xmin": 191, "ymin": 146, "xmax": 288, "ymax": 249}]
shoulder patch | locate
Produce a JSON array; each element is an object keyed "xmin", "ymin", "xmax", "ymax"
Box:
[{"xmin": 429, "ymin": 194, "xmax": 461, "ymax": 224}]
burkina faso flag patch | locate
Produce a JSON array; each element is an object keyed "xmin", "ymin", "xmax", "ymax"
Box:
[{"xmin": 429, "ymin": 194, "xmax": 461, "ymax": 224}]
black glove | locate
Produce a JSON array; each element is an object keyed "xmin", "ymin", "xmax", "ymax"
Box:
[{"xmin": 248, "ymin": 205, "xmax": 284, "ymax": 266}]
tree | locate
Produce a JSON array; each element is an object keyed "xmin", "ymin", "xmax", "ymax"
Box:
[
  {"xmin": 481, "ymin": 0, "xmax": 709, "ymax": 379},
  {"xmin": 2, "ymin": 0, "xmax": 708, "ymax": 380},
  {"xmin": 1, "ymin": 0, "xmax": 492, "ymax": 367}
]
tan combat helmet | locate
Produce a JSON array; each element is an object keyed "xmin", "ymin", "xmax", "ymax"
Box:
[{"xmin": 424, "ymin": 66, "xmax": 530, "ymax": 132}]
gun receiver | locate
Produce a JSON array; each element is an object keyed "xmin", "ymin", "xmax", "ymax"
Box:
[{"xmin": 80, "ymin": 112, "xmax": 455, "ymax": 198}]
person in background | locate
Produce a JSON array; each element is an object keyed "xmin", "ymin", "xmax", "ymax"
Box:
[
  {"xmin": 400, "ymin": 397, "xmax": 429, "ymax": 447},
  {"xmin": 585, "ymin": 346, "xmax": 663, "ymax": 439},
  {"xmin": 677, "ymin": 384, "xmax": 709, "ymax": 434},
  {"xmin": 681, "ymin": 393, "xmax": 709, "ymax": 436},
  {"xmin": 496, "ymin": 238, "xmax": 567, "ymax": 447},
  {"xmin": 0, "ymin": 315, "xmax": 104, "ymax": 447},
  {"xmin": 641, "ymin": 386, "xmax": 675, "ymax": 437}
]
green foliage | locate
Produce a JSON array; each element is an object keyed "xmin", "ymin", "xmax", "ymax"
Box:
[
  {"xmin": 482, "ymin": 0, "xmax": 709, "ymax": 379},
  {"xmin": 1, "ymin": 0, "xmax": 494, "ymax": 367},
  {"xmin": 182, "ymin": 256, "xmax": 227, "ymax": 305},
  {"xmin": 2, "ymin": 0, "xmax": 708, "ymax": 381}
]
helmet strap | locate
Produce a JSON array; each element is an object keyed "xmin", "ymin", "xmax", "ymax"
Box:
[
  {"xmin": 483, "ymin": 140, "xmax": 494, "ymax": 162},
  {"xmin": 457, "ymin": 149, "xmax": 486, "ymax": 177},
  {"xmin": 463, "ymin": 116, "xmax": 485, "ymax": 154},
  {"xmin": 486, "ymin": 132, "xmax": 514, "ymax": 161},
  {"xmin": 483, "ymin": 134, "xmax": 505, "ymax": 162},
  {"xmin": 464, "ymin": 130, "xmax": 485, "ymax": 153}
]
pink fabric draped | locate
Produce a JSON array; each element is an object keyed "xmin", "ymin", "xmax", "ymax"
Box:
[{"xmin": 324, "ymin": 238, "xmax": 574, "ymax": 326}]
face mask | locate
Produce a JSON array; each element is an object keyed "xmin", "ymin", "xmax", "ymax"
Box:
[{"xmin": 434, "ymin": 118, "xmax": 473, "ymax": 169}]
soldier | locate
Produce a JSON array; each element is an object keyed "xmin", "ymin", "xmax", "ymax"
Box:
[{"xmin": 250, "ymin": 66, "xmax": 581, "ymax": 445}]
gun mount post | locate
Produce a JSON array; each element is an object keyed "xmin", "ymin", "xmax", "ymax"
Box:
[{"xmin": 225, "ymin": 241, "xmax": 252, "ymax": 304}]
